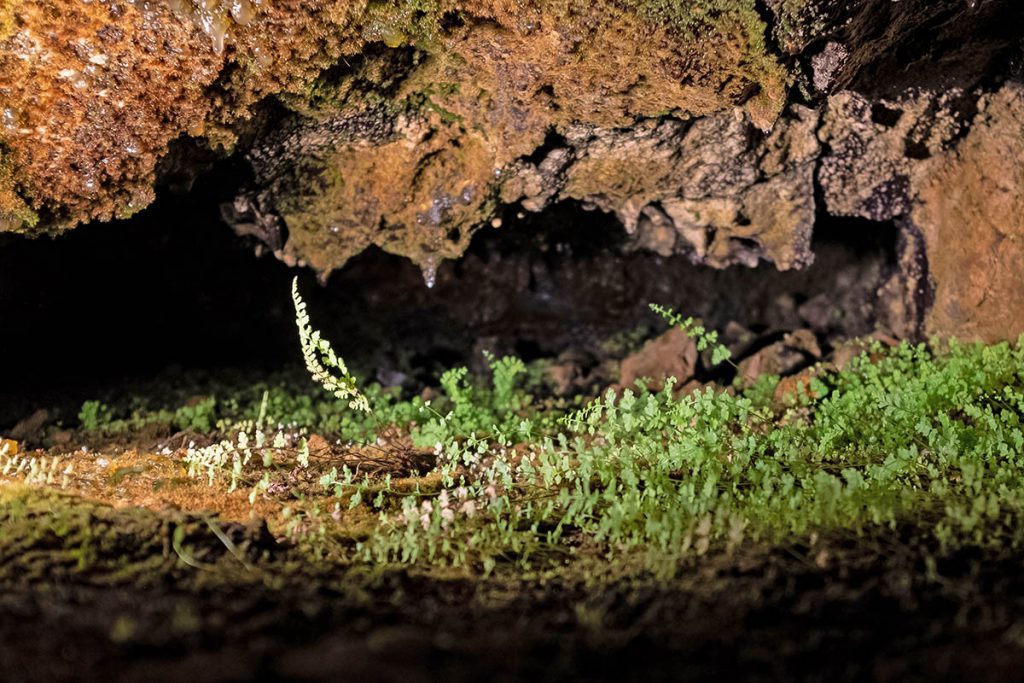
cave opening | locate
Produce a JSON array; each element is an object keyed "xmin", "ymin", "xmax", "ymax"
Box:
[{"xmin": 0, "ymin": 172, "xmax": 901, "ymax": 429}]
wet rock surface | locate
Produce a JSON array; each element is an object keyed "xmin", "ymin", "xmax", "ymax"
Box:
[{"xmin": 1, "ymin": 0, "xmax": 1023, "ymax": 340}]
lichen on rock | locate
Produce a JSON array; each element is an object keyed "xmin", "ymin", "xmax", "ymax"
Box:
[
  {"xmin": 2, "ymin": 0, "xmax": 1024, "ymax": 341},
  {"xmin": 0, "ymin": 0, "xmax": 789, "ymax": 240}
]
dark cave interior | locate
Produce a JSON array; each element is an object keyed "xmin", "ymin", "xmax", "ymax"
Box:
[{"xmin": 0, "ymin": 159, "xmax": 900, "ymax": 429}]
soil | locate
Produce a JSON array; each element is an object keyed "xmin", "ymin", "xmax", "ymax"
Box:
[{"xmin": 4, "ymin": 440, "xmax": 1024, "ymax": 683}]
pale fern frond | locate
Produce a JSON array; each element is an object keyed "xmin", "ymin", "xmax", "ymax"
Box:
[{"xmin": 292, "ymin": 277, "xmax": 371, "ymax": 413}]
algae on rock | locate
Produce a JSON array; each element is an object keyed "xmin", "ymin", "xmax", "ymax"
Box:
[
  {"xmin": 0, "ymin": 0, "xmax": 792, "ymax": 251},
  {"xmin": 2, "ymin": 0, "xmax": 1023, "ymax": 341}
]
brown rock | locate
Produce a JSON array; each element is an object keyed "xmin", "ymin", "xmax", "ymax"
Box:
[
  {"xmin": 798, "ymin": 294, "xmax": 837, "ymax": 331},
  {"xmin": 1, "ymin": 0, "xmax": 789, "ymax": 260},
  {"xmin": 773, "ymin": 370, "xmax": 823, "ymax": 406},
  {"xmin": 0, "ymin": 0, "xmax": 223, "ymax": 229},
  {"xmin": 545, "ymin": 363, "xmax": 576, "ymax": 397},
  {"xmin": 738, "ymin": 329, "xmax": 821, "ymax": 385},
  {"xmin": 306, "ymin": 434, "xmax": 333, "ymax": 460},
  {"xmin": 912, "ymin": 83, "xmax": 1024, "ymax": 342},
  {"xmin": 8, "ymin": 408, "xmax": 48, "ymax": 442},
  {"xmin": 556, "ymin": 106, "xmax": 820, "ymax": 272},
  {"xmin": 783, "ymin": 329, "xmax": 823, "ymax": 359},
  {"xmin": 620, "ymin": 328, "xmax": 698, "ymax": 392},
  {"xmin": 48, "ymin": 430, "xmax": 74, "ymax": 447}
]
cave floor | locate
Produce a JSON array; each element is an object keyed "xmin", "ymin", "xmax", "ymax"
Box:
[
  {"xmin": 3, "ymin": 442, "xmax": 1024, "ymax": 682},
  {"xmin": 5, "ymin": 324, "xmax": 1024, "ymax": 681}
]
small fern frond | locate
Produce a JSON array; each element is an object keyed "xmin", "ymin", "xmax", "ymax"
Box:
[
  {"xmin": 292, "ymin": 277, "xmax": 371, "ymax": 413},
  {"xmin": 649, "ymin": 303, "xmax": 735, "ymax": 368}
]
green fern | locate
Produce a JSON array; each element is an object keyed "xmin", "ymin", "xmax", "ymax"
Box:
[
  {"xmin": 484, "ymin": 351, "xmax": 527, "ymax": 414},
  {"xmin": 650, "ymin": 302, "xmax": 734, "ymax": 367}
]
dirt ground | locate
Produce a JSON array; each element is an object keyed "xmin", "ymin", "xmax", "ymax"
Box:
[{"xmin": 3, "ymin": 480, "xmax": 1024, "ymax": 683}]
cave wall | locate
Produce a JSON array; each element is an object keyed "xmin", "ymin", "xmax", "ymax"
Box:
[{"xmin": 2, "ymin": 0, "xmax": 1023, "ymax": 341}]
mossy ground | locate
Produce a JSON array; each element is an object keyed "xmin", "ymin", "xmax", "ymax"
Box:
[
  {"xmin": 3, "ymin": 484, "xmax": 1024, "ymax": 681},
  {"xmin": 6, "ymin": 329, "xmax": 1024, "ymax": 678}
]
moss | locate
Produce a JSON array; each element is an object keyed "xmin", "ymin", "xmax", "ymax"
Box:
[
  {"xmin": 282, "ymin": 45, "xmax": 422, "ymax": 119},
  {"xmin": 272, "ymin": 120, "xmax": 496, "ymax": 273},
  {"xmin": 0, "ymin": 0, "xmax": 797, "ymax": 267},
  {"xmin": 0, "ymin": 0, "xmax": 17, "ymax": 42},
  {"xmin": 0, "ymin": 148, "xmax": 38, "ymax": 233},
  {"xmin": 363, "ymin": 0, "xmax": 446, "ymax": 50},
  {"xmin": 766, "ymin": 0, "xmax": 826, "ymax": 53},
  {"xmin": 252, "ymin": 0, "xmax": 798, "ymax": 274},
  {"xmin": 0, "ymin": 484, "xmax": 281, "ymax": 587},
  {"xmin": 0, "ymin": 485, "xmax": 166, "ymax": 584}
]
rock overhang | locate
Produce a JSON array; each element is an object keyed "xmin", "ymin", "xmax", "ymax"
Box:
[{"xmin": 1, "ymin": 0, "xmax": 1023, "ymax": 340}]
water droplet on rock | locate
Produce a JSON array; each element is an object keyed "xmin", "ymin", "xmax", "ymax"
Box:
[
  {"xmin": 421, "ymin": 257, "xmax": 437, "ymax": 289},
  {"xmin": 229, "ymin": 0, "xmax": 254, "ymax": 24},
  {"xmin": 1, "ymin": 108, "xmax": 17, "ymax": 131}
]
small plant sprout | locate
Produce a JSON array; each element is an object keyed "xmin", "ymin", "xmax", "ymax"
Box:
[
  {"xmin": 650, "ymin": 303, "xmax": 734, "ymax": 367},
  {"xmin": 291, "ymin": 277, "xmax": 371, "ymax": 413}
]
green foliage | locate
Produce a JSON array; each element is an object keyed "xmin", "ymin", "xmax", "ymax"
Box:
[
  {"xmin": 173, "ymin": 397, "xmax": 217, "ymax": 434},
  {"xmin": 245, "ymin": 382, "xmax": 422, "ymax": 443},
  {"xmin": 413, "ymin": 352, "xmax": 535, "ymax": 449},
  {"xmin": 78, "ymin": 401, "xmax": 112, "ymax": 433},
  {"xmin": 488, "ymin": 352, "xmax": 527, "ymax": 414},
  {"xmin": 78, "ymin": 396, "xmax": 220, "ymax": 437},
  {"xmin": 356, "ymin": 334, "xmax": 1024, "ymax": 571},
  {"xmin": 650, "ymin": 303, "xmax": 733, "ymax": 367},
  {"xmin": 118, "ymin": 289, "xmax": 1024, "ymax": 577}
]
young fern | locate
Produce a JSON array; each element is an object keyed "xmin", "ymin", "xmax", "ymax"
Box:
[
  {"xmin": 649, "ymin": 303, "xmax": 734, "ymax": 367},
  {"xmin": 291, "ymin": 277, "xmax": 371, "ymax": 413}
]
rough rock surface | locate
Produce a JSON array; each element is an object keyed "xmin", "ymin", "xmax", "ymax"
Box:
[
  {"xmin": 509, "ymin": 104, "xmax": 822, "ymax": 272},
  {"xmin": 619, "ymin": 327, "xmax": 698, "ymax": 392},
  {"xmin": 912, "ymin": 84, "xmax": 1024, "ymax": 342},
  {"xmin": 2, "ymin": 0, "xmax": 1024, "ymax": 339},
  {"xmin": 0, "ymin": 0, "xmax": 789, "ymax": 235}
]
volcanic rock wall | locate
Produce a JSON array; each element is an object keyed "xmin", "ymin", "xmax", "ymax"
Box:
[{"xmin": 1, "ymin": 0, "xmax": 1022, "ymax": 340}]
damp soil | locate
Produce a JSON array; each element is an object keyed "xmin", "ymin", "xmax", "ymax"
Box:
[{"xmin": 3, "ymin": 484, "xmax": 1024, "ymax": 683}]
